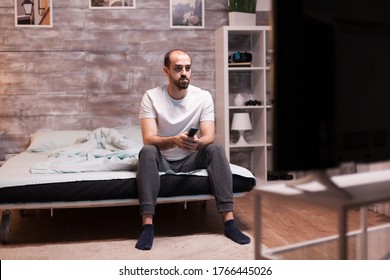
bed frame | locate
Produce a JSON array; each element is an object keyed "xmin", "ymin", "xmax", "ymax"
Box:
[
  {"xmin": 0, "ymin": 192, "xmax": 250, "ymax": 244},
  {"xmin": 0, "ymin": 171, "xmax": 254, "ymax": 244},
  {"xmin": 0, "ymin": 127, "xmax": 255, "ymax": 243}
]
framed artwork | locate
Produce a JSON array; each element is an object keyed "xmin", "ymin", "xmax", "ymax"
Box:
[
  {"xmin": 89, "ymin": 0, "xmax": 136, "ymax": 9},
  {"xmin": 14, "ymin": 0, "xmax": 53, "ymax": 28},
  {"xmin": 170, "ymin": 0, "xmax": 205, "ymax": 29}
]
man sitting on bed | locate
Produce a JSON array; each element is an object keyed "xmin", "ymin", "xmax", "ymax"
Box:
[{"xmin": 135, "ymin": 49, "xmax": 250, "ymax": 250}]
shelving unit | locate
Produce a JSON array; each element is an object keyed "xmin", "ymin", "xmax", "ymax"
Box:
[{"xmin": 215, "ymin": 25, "xmax": 272, "ymax": 183}]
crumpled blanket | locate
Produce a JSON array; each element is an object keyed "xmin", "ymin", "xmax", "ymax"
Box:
[{"xmin": 31, "ymin": 127, "xmax": 143, "ymax": 174}]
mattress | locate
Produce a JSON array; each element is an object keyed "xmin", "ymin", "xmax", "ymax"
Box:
[{"xmin": 0, "ymin": 152, "xmax": 255, "ymax": 205}]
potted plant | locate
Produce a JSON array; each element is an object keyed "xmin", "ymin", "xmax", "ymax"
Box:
[{"xmin": 228, "ymin": 0, "xmax": 257, "ymax": 26}]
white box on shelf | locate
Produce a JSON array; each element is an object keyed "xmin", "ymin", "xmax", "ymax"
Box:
[{"xmin": 229, "ymin": 12, "xmax": 256, "ymax": 26}]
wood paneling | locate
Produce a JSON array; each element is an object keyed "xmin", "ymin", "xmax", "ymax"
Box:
[{"xmin": 0, "ymin": 0, "xmax": 270, "ymax": 160}]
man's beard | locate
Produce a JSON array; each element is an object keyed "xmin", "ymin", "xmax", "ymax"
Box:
[{"xmin": 172, "ymin": 76, "xmax": 190, "ymax": 90}]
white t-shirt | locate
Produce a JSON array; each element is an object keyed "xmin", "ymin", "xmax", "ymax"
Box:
[{"xmin": 139, "ymin": 84, "xmax": 215, "ymax": 160}]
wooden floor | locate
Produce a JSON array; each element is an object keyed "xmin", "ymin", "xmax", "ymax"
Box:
[
  {"xmin": 235, "ymin": 191, "xmax": 390, "ymax": 247},
  {"xmin": 2, "ymin": 189, "xmax": 390, "ymax": 259},
  {"xmin": 234, "ymin": 191, "xmax": 390, "ymax": 259}
]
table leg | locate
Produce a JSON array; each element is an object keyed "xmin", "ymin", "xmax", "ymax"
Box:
[
  {"xmin": 254, "ymin": 192, "xmax": 262, "ymax": 259},
  {"xmin": 339, "ymin": 207, "xmax": 348, "ymax": 259},
  {"xmin": 359, "ymin": 206, "xmax": 368, "ymax": 259}
]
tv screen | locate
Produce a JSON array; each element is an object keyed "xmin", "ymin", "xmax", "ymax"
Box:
[{"xmin": 272, "ymin": 0, "xmax": 390, "ymax": 172}]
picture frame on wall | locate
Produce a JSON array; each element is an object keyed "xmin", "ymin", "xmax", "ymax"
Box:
[
  {"xmin": 170, "ymin": 0, "xmax": 205, "ymax": 29},
  {"xmin": 14, "ymin": 0, "xmax": 53, "ymax": 28},
  {"xmin": 89, "ymin": 0, "xmax": 136, "ymax": 9}
]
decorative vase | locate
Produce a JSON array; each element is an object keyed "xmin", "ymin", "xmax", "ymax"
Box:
[
  {"xmin": 229, "ymin": 12, "xmax": 256, "ymax": 26},
  {"xmin": 234, "ymin": 93, "xmax": 245, "ymax": 106}
]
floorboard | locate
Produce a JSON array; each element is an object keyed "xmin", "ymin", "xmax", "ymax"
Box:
[{"xmin": 1, "ymin": 189, "xmax": 390, "ymax": 259}]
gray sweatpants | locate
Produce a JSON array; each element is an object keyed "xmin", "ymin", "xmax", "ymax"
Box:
[{"xmin": 136, "ymin": 143, "xmax": 234, "ymax": 215}]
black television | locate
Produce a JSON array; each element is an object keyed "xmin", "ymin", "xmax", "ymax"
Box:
[{"xmin": 272, "ymin": 0, "xmax": 390, "ymax": 175}]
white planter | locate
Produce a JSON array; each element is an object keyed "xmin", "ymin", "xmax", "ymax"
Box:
[{"xmin": 229, "ymin": 12, "xmax": 256, "ymax": 26}]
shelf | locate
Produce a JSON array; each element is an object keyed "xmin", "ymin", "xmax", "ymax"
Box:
[
  {"xmin": 230, "ymin": 141, "xmax": 266, "ymax": 147},
  {"xmin": 228, "ymin": 67, "xmax": 266, "ymax": 71},
  {"xmin": 215, "ymin": 25, "xmax": 272, "ymax": 182},
  {"xmin": 229, "ymin": 105, "xmax": 264, "ymax": 109},
  {"xmin": 229, "ymin": 62, "xmax": 251, "ymax": 67}
]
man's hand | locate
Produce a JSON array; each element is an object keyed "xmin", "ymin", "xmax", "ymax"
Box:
[{"xmin": 178, "ymin": 132, "xmax": 199, "ymax": 151}]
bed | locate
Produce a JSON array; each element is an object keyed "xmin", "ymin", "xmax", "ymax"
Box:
[{"xmin": 0, "ymin": 126, "xmax": 256, "ymax": 243}]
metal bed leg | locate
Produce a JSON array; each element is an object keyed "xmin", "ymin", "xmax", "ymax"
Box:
[
  {"xmin": 200, "ymin": 201, "xmax": 207, "ymax": 208},
  {"xmin": 1, "ymin": 210, "xmax": 12, "ymax": 244},
  {"xmin": 20, "ymin": 209, "xmax": 26, "ymax": 217}
]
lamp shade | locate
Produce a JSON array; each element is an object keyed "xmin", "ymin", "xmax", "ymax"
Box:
[
  {"xmin": 22, "ymin": 0, "xmax": 34, "ymax": 15},
  {"xmin": 231, "ymin": 112, "xmax": 252, "ymax": 131}
]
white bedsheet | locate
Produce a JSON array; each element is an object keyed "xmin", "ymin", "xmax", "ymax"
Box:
[
  {"xmin": 30, "ymin": 127, "xmax": 142, "ymax": 174},
  {"xmin": 0, "ymin": 152, "xmax": 138, "ymax": 188}
]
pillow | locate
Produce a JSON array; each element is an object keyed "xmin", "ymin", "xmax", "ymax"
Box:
[
  {"xmin": 115, "ymin": 125, "xmax": 143, "ymax": 144},
  {"xmin": 26, "ymin": 130, "xmax": 91, "ymax": 152}
]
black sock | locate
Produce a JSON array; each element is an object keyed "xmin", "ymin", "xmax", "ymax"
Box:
[
  {"xmin": 135, "ymin": 224, "xmax": 154, "ymax": 250},
  {"xmin": 224, "ymin": 220, "xmax": 251, "ymax": 245}
]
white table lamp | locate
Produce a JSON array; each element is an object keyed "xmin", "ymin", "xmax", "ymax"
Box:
[{"xmin": 231, "ymin": 112, "xmax": 252, "ymax": 145}]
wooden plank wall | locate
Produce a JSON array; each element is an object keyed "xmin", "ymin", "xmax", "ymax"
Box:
[{"xmin": 0, "ymin": 0, "xmax": 270, "ymax": 161}]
